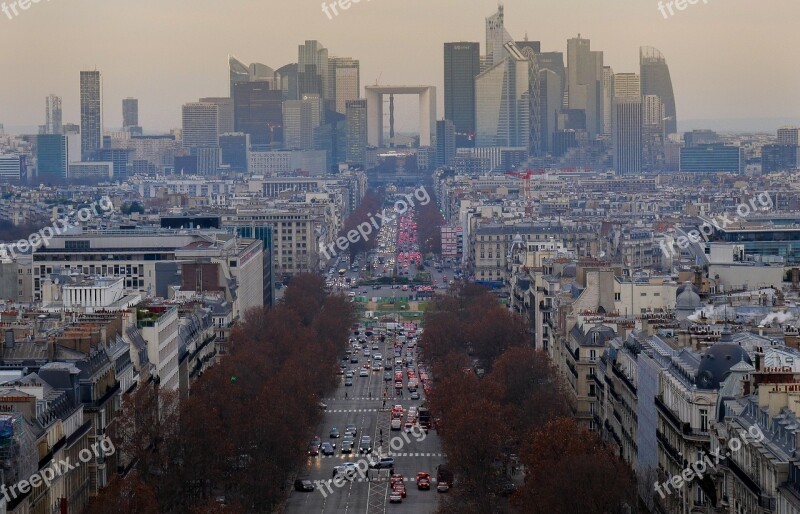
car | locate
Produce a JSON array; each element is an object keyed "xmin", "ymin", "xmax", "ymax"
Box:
[
  {"xmin": 345, "ymin": 371, "xmax": 354, "ymax": 378},
  {"xmin": 346, "ymin": 424, "xmax": 357, "ymax": 436},
  {"xmin": 330, "ymin": 427, "xmax": 340, "ymax": 438},
  {"xmin": 311, "ymin": 436, "xmax": 321, "ymax": 447},
  {"xmin": 359, "ymin": 369, "xmax": 369, "ymax": 377},
  {"xmin": 345, "ymin": 378, "xmax": 353, "ymax": 386},
  {"xmin": 372, "ymin": 344, "xmax": 380, "ymax": 350},
  {"xmin": 340, "ymin": 440, "xmax": 353, "ymax": 453},
  {"xmin": 332, "ymin": 462, "xmax": 358, "ymax": 477},
  {"xmin": 371, "ymin": 457, "xmax": 394, "ymax": 470},
  {"xmin": 410, "ymin": 391, "xmax": 420, "ymax": 400},
  {"xmin": 437, "ymin": 482, "xmax": 450, "ymax": 492},
  {"xmin": 359, "ymin": 436, "xmax": 372, "ymax": 454},
  {"xmin": 321, "ymin": 442, "xmax": 336, "ymax": 456},
  {"xmin": 389, "ymin": 490, "xmax": 403, "ymax": 503},
  {"xmin": 373, "ymin": 285, "xmax": 381, "ymax": 290},
  {"xmin": 384, "ymin": 372, "xmax": 392, "ymax": 381},
  {"xmin": 390, "ymin": 474, "xmax": 405, "ymax": 487},
  {"xmin": 294, "ymin": 479, "xmax": 315, "ymax": 492},
  {"xmin": 318, "ymin": 401, "xmax": 328, "ymax": 409},
  {"xmin": 416, "ymin": 472, "xmax": 431, "ymax": 490},
  {"xmin": 350, "ymin": 356, "xmax": 358, "ymax": 363},
  {"xmin": 308, "ymin": 443, "xmax": 320, "ymax": 456}
]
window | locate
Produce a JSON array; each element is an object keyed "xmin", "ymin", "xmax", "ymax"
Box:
[
  {"xmin": 589, "ymin": 385, "xmax": 596, "ymax": 397},
  {"xmin": 700, "ymin": 409, "xmax": 708, "ymax": 432},
  {"xmin": 590, "ymin": 350, "xmax": 596, "ymax": 361},
  {"xmin": 589, "ymin": 367, "xmax": 595, "ymax": 376},
  {"xmin": 614, "ymin": 293, "xmax": 621, "ymax": 301}
]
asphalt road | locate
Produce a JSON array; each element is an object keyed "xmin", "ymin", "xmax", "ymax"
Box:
[{"xmin": 285, "ymin": 331, "xmax": 444, "ymax": 514}]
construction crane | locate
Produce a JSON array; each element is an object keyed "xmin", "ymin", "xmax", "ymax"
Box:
[{"xmin": 504, "ymin": 169, "xmax": 540, "ymax": 216}]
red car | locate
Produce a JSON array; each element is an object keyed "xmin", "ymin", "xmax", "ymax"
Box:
[{"xmin": 416, "ymin": 472, "xmax": 431, "ymax": 490}]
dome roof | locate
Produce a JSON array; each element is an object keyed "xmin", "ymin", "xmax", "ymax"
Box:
[
  {"xmin": 676, "ymin": 281, "xmax": 701, "ymax": 310},
  {"xmin": 695, "ymin": 343, "xmax": 752, "ymax": 390},
  {"xmin": 676, "ymin": 281, "xmax": 699, "ymax": 296}
]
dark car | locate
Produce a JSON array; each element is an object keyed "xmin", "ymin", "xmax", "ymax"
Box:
[
  {"xmin": 308, "ymin": 443, "xmax": 319, "ymax": 456},
  {"xmin": 340, "ymin": 440, "xmax": 353, "ymax": 454},
  {"xmin": 321, "ymin": 442, "xmax": 335, "ymax": 456},
  {"xmin": 294, "ymin": 479, "xmax": 315, "ymax": 492},
  {"xmin": 359, "ymin": 436, "xmax": 372, "ymax": 454}
]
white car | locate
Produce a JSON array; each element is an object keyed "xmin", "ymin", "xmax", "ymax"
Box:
[{"xmin": 359, "ymin": 369, "xmax": 369, "ymax": 377}]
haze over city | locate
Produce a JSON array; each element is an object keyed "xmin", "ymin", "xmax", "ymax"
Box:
[
  {"xmin": 1, "ymin": 2, "xmax": 800, "ymax": 513},
  {"xmin": 1, "ymin": 0, "xmax": 799, "ymax": 132}
]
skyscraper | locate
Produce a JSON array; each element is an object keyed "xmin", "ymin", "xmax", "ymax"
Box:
[
  {"xmin": 612, "ymin": 97, "xmax": 642, "ymax": 174},
  {"xmin": 567, "ymin": 36, "xmax": 603, "ymax": 137},
  {"xmin": 199, "ymin": 97, "xmax": 235, "ymax": 134},
  {"xmin": 37, "ymin": 134, "xmax": 69, "ymax": 182},
  {"xmin": 602, "ymin": 67, "xmax": 614, "ymax": 137},
  {"xmin": 298, "ymin": 41, "xmax": 329, "ymax": 101},
  {"xmin": 778, "ymin": 127, "xmax": 800, "ymax": 146},
  {"xmin": 181, "ymin": 103, "xmax": 219, "ymax": 150},
  {"xmin": 45, "ymin": 94, "xmax": 62, "ymax": 135},
  {"xmin": 484, "ymin": 6, "xmax": 512, "ymax": 68},
  {"xmin": 613, "ymin": 73, "xmax": 641, "ymax": 99},
  {"xmin": 283, "ymin": 95, "xmax": 324, "ymax": 151},
  {"xmin": 640, "ymin": 47, "xmax": 677, "ymax": 135},
  {"xmin": 345, "ymin": 99, "xmax": 367, "ymax": 167},
  {"xmin": 642, "ymin": 94, "xmax": 666, "ymax": 171},
  {"xmin": 229, "ymin": 56, "xmax": 276, "ymax": 97},
  {"xmin": 276, "ymin": 63, "xmax": 299, "ymax": 101},
  {"xmin": 219, "ymin": 132, "xmax": 250, "ymax": 171},
  {"xmin": 328, "ymin": 57, "xmax": 360, "ymax": 114},
  {"xmin": 444, "ymin": 42, "xmax": 480, "ymax": 147},
  {"xmin": 539, "ymin": 68, "xmax": 563, "ymax": 153},
  {"xmin": 233, "ymin": 82, "xmax": 284, "ymax": 147},
  {"xmin": 229, "ymin": 56, "xmax": 251, "ymax": 97},
  {"xmin": 475, "ymin": 42, "xmax": 530, "ymax": 148},
  {"xmin": 122, "ymin": 97, "xmax": 139, "ymax": 129},
  {"xmin": 436, "ymin": 119, "xmax": 456, "ymax": 167},
  {"xmin": 80, "ymin": 70, "xmax": 102, "ymax": 161}
]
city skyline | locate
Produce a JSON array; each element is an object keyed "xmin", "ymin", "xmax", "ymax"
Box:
[{"xmin": 0, "ymin": 0, "xmax": 798, "ymax": 133}]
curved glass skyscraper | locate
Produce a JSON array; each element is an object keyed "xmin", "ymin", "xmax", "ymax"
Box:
[
  {"xmin": 229, "ymin": 56, "xmax": 250, "ymax": 97},
  {"xmin": 640, "ymin": 46, "xmax": 677, "ymax": 135}
]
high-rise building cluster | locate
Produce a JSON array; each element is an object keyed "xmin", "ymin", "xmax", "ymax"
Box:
[{"xmin": 442, "ymin": 6, "xmax": 684, "ymax": 174}]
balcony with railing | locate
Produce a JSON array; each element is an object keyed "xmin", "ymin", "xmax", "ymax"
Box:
[
  {"xmin": 656, "ymin": 429, "xmax": 683, "ymax": 465},
  {"xmin": 655, "ymin": 395, "xmax": 683, "ymax": 431}
]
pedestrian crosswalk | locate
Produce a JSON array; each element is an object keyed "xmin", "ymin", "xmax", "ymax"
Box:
[
  {"xmin": 327, "ymin": 408, "xmax": 380, "ymax": 413},
  {"xmin": 324, "ymin": 397, "xmax": 383, "ymax": 402},
  {"xmin": 317, "ymin": 453, "xmax": 445, "ymax": 459}
]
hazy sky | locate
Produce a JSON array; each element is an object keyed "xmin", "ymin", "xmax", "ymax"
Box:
[{"xmin": 1, "ymin": 0, "xmax": 798, "ymax": 133}]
